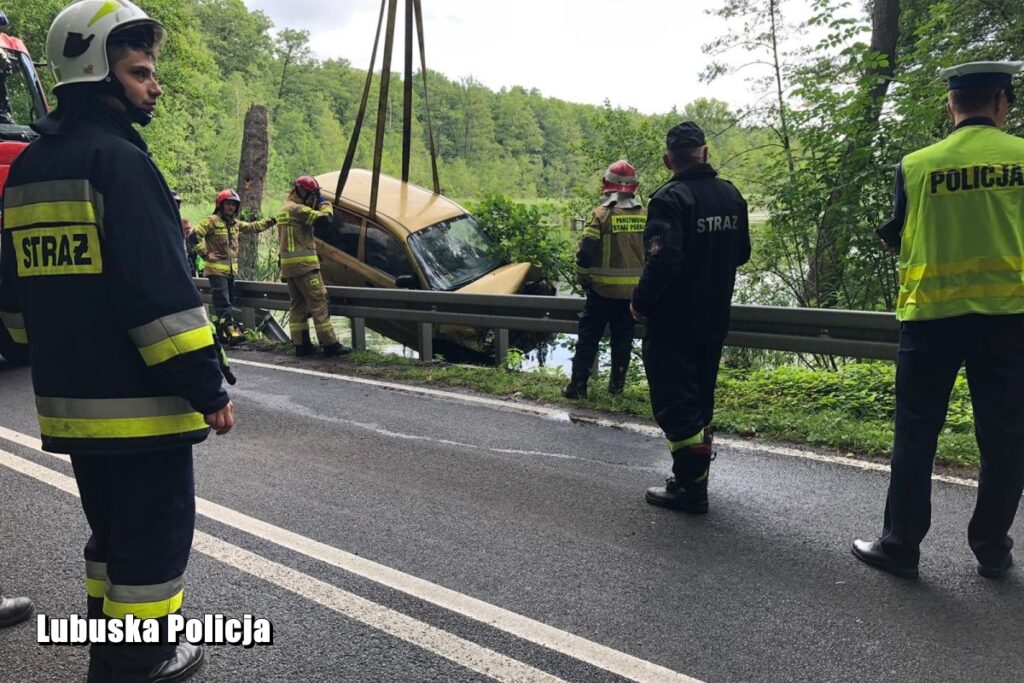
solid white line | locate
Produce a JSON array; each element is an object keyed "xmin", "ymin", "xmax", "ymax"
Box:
[
  {"xmin": 0, "ymin": 426, "xmax": 701, "ymax": 683},
  {"xmin": 230, "ymin": 358, "xmax": 980, "ymax": 489},
  {"xmin": 0, "ymin": 447, "xmax": 562, "ymax": 683}
]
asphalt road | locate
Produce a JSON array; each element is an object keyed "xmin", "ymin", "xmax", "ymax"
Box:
[{"xmin": 1, "ymin": 350, "xmax": 1021, "ymax": 683}]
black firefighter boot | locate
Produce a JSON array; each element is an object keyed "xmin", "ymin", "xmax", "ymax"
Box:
[
  {"xmin": 294, "ymin": 331, "xmax": 315, "ymax": 357},
  {"xmin": 321, "ymin": 342, "xmax": 351, "ymax": 357},
  {"xmin": 561, "ymin": 366, "xmax": 590, "ymax": 399},
  {"xmin": 109, "ymin": 643, "xmax": 205, "ymax": 683},
  {"xmin": 645, "ymin": 441, "xmax": 714, "ymax": 514}
]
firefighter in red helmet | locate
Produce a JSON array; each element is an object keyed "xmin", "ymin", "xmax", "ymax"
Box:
[
  {"xmin": 562, "ymin": 160, "xmax": 647, "ymax": 399},
  {"xmin": 274, "ymin": 175, "xmax": 349, "ymax": 356},
  {"xmin": 192, "ymin": 188, "xmax": 276, "ymax": 344}
]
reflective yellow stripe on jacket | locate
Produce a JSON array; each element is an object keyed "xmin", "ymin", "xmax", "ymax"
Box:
[
  {"xmin": 0, "ymin": 311, "xmax": 28, "ymax": 344},
  {"xmin": 128, "ymin": 306, "xmax": 214, "ymax": 366},
  {"xmin": 35, "ymin": 396, "xmax": 207, "ymax": 440}
]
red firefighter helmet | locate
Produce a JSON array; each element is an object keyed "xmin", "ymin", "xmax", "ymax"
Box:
[
  {"xmin": 215, "ymin": 189, "xmax": 241, "ymax": 213},
  {"xmin": 294, "ymin": 175, "xmax": 320, "ymax": 194},
  {"xmin": 602, "ymin": 160, "xmax": 638, "ymax": 194}
]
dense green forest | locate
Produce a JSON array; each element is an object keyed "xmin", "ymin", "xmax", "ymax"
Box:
[
  {"xmin": 5, "ymin": 0, "xmax": 771, "ymax": 202},
  {"xmin": 7, "ymin": 0, "xmax": 1024, "ymax": 313}
]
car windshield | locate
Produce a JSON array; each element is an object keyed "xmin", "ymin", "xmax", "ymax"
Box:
[
  {"xmin": 0, "ymin": 48, "xmax": 44, "ymax": 141},
  {"xmin": 407, "ymin": 214, "xmax": 503, "ymax": 291}
]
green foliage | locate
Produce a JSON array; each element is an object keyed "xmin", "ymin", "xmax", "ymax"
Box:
[{"xmin": 467, "ymin": 195, "xmax": 575, "ymax": 289}]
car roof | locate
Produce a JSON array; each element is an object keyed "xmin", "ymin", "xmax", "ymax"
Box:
[{"xmin": 315, "ymin": 169, "xmax": 466, "ymax": 234}]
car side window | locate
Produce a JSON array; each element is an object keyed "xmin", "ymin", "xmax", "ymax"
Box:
[
  {"xmin": 365, "ymin": 224, "xmax": 413, "ymax": 279},
  {"xmin": 316, "ymin": 208, "xmax": 361, "ymax": 257}
]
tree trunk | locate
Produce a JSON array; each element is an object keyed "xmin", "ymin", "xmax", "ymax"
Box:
[
  {"xmin": 236, "ymin": 104, "xmax": 270, "ymax": 280},
  {"xmin": 806, "ymin": 0, "xmax": 900, "ymax": 308}
]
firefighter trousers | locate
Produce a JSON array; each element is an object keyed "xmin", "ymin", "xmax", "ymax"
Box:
[
  {"xmin": 285, "ymin": 270, "xmax": 338, "ymax": 346},
  {"xmin": 70, "ymin": 446, "xmax": 195, "ymax": 666},
  {"xmin": 572, "ymin": 289, "xmax": 636, "ymax": 377},
  {"xmin": 208, "ymin": 274, "xmax": 235, "ymax": 325},
  {"xmin": 880, "ymin": 314, "xmax": 1024, "ymax": 567},
  {"xmin": 642, "ymin": 333, "xmax": 724, "ymax": 477}
]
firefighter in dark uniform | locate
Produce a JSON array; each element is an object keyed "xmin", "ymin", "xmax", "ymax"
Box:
[
  {"xmin": 562, "ymin": 160, "xmax": 646, "ymax": 398},
  {"xmin": 853, "ymin": 62, "xmax": 1024, "ymax": 580},
  {"xmin": 0, "ymin": 2, "xmax": 234, "ymax": 680},
  {"xmin": 632, "ymin": 122, "xmax": 751, "ymax": 514}
]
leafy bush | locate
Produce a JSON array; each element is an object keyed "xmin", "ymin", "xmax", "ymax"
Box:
[{"xmin": 467, "ymin": 195, "xmax": 575, "ymax": 289}]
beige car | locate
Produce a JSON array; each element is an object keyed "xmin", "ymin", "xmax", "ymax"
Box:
[{"xmin": 313, "ymin": 169, "xmax": 551, "ymax": 356}]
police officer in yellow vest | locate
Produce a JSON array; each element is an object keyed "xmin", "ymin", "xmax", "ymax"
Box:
[
  {"xmin": 192, "ymin": 189, "xmax": 275, "ymax": 345},
  {"xmin": 853, "ymin": 62, "xmax": 1024, "ymax": 580},
  {"xmin": 562, "ymin": 160, "xmax": 646, "ymax": 398},
  {"xmin": 276, "ymin": 175, "xmax": 349, "ymax": 356}
]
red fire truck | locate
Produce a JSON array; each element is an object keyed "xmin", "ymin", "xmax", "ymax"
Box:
[{"xmin": 0, "ymin": 12, "xmax": 49, "ymax": 363}]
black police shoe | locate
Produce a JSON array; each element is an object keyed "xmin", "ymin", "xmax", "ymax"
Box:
[
  {"xmin": 645, "ymin": 476, "xmax": 709, "ymax": 514},
  {"xmin": 851, "ymin": 539, "xmax": 919, "ymax": 579},
  {"xmin": 608, "ymin": 367, "xmax": 627, "ymax": 395},
  {"xmin": 0, "ymin": 593, "xmax": 33, "ymax": 628},
  {"xmin": 977, "ymin": 553, "xmax": 1013, "ymax": 579},
  {"xmin": 111, "ymin": 643, "xmax": 204, "ymax": 683},
  {"xmin": 322, "ymin": 342, "xmax": 351, "ymax": 357}
]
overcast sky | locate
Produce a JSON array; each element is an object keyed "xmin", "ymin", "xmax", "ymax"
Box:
[{"xmin": 242, "ymin": 0, "xmax": 853, "ymax": 115}]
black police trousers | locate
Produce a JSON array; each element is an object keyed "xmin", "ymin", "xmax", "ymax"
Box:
[
  {"xmin": 209, "ymin": 274, "xmax": 235, "ymax": 324},
  {"xmin": 642, "ymin": 333, "xmax": 724, "ymax": 469},
  {"xmin": 71, "ymin": 446, "xmax": 196, "ymax": 666},
  {"xmin": 880, "ymin": 314, "xmax": 1024, "ymax": 566},
  {"xmin": 572, "ymin": 289, "xmax": 636, "ymax": 377}
]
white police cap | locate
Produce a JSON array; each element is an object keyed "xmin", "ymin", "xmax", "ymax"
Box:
[{"xmin": 939, "ymin": 61, "xmax": 1023, "ymax": 90}]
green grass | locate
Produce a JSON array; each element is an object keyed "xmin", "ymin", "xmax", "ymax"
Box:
[{"xmin": 239, "ymin": 341, "xmax": 980, "ymax": 473}]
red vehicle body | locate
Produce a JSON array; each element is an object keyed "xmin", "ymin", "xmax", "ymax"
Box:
[{"xmin": 0, "ymin": 28, "xmax": 50, "ymax": 363}]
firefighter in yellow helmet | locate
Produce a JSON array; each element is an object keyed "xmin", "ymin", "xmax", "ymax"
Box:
[
  {"xmin": 562, "ymin": 160, "xmax": 646, "ymax": 399},
  {"xmin": 275, "ymin": 175, "xmax": 350, "ymax": 356},
  {"xmin": 191, "ymin": 188, "xmax": 275, "ymax": 344},
  {"xmin": 853, "ymin": 62, "xmax": 1024, "ymax": 580},
  {"xmin": 0, "ymin": 2, "xmax": 234, "ymax": 679}
]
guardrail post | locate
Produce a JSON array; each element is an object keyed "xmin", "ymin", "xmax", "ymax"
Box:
[
  {"xmin": 350, "ymin": 317, "xmax": 367, "ymax": 352},
  {"xmin": 417, "ymin": 322, "xmax": 433, "ymax": 361},
  {"xmin": 495, "ymin": 328, "xmax": 509, "ymax": 367},
  {"xmin": 241, "ymin": 307, "xmax": 257, "ymax": 330}
]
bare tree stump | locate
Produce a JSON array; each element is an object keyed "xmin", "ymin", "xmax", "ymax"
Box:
[{"xmin": 237, "ymin": 104, "xmax": 270, "ymax": 280}]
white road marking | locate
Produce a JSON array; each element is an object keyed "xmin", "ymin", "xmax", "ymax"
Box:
[
  {"xmin": 229, "ymin": 359, "xmax": 980, "ymax": 489},
  {"xmin": 0, "ymin": 447, "xmax": 563, "ymax": 683},
  {"xmin": 0, "ymin": 428, "xmax": 702, "ymax": 683}
]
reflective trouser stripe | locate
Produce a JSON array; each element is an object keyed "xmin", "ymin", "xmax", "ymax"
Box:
[
  {"xmin": 280, "ymin": 250, "xmax": 319, "ymax": 266},
  {"xmin": 36, "ymin": 396, "xmax": 207, "ymax": 440},
  {"xmin": 590, "ymin": 267, "xmax": 643, "ymax": 277},
  {"xmin": 668, "ymin": 430, "xmax": 704, "ymax": 452},
  {"xmin": 0, "ymin": 311, "xmax": 27, "ymax": 344},
  {"xmin": 86, "ymin": 560, "xmax": 107, "ymax": 599},
  {"xmin": 128, "ymin": 307, "xmax": 214, "ymax": 366},
  {"xmin": 289, "ymin": 322, "xmax": 309, "ymax": 332},
  {"xmin": 314, "ymin": 321, "xmax": 333, "ymax": 332},
  {"xmin": 103, "ymin": 577, "xmax": 184, "ymax": 620},
  {"xmin": 3, "ymin": 200, "xmax": 97, "ymax": 229}
]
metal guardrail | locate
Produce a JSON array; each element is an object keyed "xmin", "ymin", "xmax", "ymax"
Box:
[{"xmin": 194, "ymin": 279, "xmax": 900, "ymax": 362}]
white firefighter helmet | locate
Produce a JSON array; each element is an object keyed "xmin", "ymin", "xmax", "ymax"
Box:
[{"xmin": 46, "ymin": 0, "xmax": 165, "ymax": 91}]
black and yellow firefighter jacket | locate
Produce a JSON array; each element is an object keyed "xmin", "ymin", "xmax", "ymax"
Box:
[
  {"xmin": 192, "ymin": 213, "xmax": 274, "ymax": 278},
  {"xmin": 275, "ymin": 197, "xmax": 333, "ymax": 279},
  {"xmin": 576, "ymin": 196, "xmax": 647, "ymax": 299},
  {"xmin": 0, "ymin": 105, "xmax": 229, "ymax": 454}
]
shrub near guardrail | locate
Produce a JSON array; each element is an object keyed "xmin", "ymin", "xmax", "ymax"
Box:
[{"xmin": 715, "ymin": 363, "xmax": 977, "ymax": 468}]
